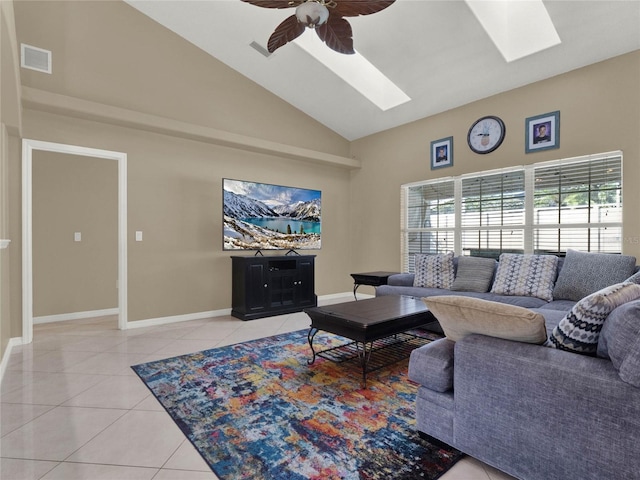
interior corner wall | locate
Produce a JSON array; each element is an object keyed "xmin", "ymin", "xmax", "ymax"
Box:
[
  {"xmin": 1, "ymin": 0, "xmax": 22, "ymax": 358},
  {"xmin": 19, "ymin": 108, "xmax": 353, "ymax": 326},
  {"xmin": 349, "ymin": 51, "xmax": 640, "ymax": 273}
]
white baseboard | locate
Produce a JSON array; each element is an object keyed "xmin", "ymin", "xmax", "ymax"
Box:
[
  {"xmin": 33, "ymin": 308, "xmax": 120, "ymax": 325},
  {"xmin": 318, "ymin": 292, "xmax": 367, "ymax": 304},
  {"xmin": 0, "ymin": 292, "xmax": 362, "ymax": 384},
  {"xmin": 126, "ymin": 308, "xmax": 233, "ymax": 330},
  {"xmin": 125, "ymin": 293, "xmax": 360, "ymax": 329},
  {"xmin": 0, "ymin": 337, "xmax": 25, "ymax": 386}
]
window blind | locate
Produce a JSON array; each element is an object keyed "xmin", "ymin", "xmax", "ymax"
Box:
[{"xmin": 401, "ymin": 152, "xmax": 623, "ymax": 268}]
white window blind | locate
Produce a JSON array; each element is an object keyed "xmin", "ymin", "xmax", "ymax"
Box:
[
  {"xmin": 460, "ymin": 169, "xmax": 525, "ymax": 257},
  {"xmin": 402, "ymin": 180, "xmax": 455, "ymax": 272},
  {"xmin": 401, "ymin": 152, "xmax": 623, "ymax": 270},
  {"xmin": 532, "ymin": 154, "xmax": 622, "ymax": 254}
]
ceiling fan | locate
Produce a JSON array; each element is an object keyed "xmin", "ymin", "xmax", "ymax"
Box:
[{"xmin": 241, "ymin": 0, "xmax": 395, "ymax": 55}]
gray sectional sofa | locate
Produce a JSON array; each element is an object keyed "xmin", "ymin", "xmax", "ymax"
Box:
[{"xmin": 376, "ymin": 250, "xmax": 640, "ymax": 480}]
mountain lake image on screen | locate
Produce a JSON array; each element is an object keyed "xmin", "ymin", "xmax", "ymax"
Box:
[{"xmin": 223, "ymin": 178, "xmax": 321, "ymax": 251}]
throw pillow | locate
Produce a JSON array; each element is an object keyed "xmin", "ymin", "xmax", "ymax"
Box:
[
  {"xmin": 597, "ymin": 300, "xmax": 640, "ymax": 387},
  {"xmin": 450, "ymin": 256, "xmax": 496, "ymax": 293},
  {"xmin": 413, "ymin": 252, "xmax": 455, "ymax": 289},
  {"xmin": 547, "ymin": 282, "xmax": 640, "ymax": 356},
  {"xmin": 552, "ymin": 249, "xmax": 637, "ymax": 301},
  {"xmin": 625, "ymin": 269, "xmax": 640, "ymax": 284},
  {"xmin": 490, "ymin": 253, "xmax": 559, "ymax": 302},
  {"xmin": 423, "ymin": 295, "xmax": 547, "ymax": 344}
]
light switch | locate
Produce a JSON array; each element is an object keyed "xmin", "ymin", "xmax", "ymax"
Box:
[
  {"xmin": 135, "ymin": 231, "xmax": 143, "ymax": 242},
  {"xmin": 74, "ymin": 232, "xmax": 82, "ymax": 242}
]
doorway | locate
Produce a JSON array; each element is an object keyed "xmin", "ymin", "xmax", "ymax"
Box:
[{"xmin": 22, "ymin": 139, "xmax": 127, "ymax": 344}]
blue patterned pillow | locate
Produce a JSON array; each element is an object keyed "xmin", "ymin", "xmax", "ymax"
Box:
[
  {"xmin": 547, "ymin": 282, "xmax": 640, "ymax": 356},
  {"xmin": 490, "ymin": 254, "xmax": 559, "ymax": 301},
  {"xmin": 552, "ymin": 249, "xmax": 637, "ymax": 301},
  {"xmin": 413, "ymin": 252, "xmax": 454, "ymax": 289}
]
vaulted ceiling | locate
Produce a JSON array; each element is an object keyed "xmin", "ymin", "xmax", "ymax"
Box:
[{"xmin": 125, "ymin": 0, "xmax": 640, "ymax": 140}]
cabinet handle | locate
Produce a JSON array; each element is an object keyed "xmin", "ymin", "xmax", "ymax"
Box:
[{"xmin": 264, "ymin": 284, "xmax": 268, "ymax": 288}]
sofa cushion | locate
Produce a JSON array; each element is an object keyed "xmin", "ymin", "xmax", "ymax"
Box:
[
  {"xmin": 408, "ymin": 338, "xmax": 455, "ymax": 392},
  {"xmin": 547, "ymin": 282, "xmax": 640, "ymax": 356},
  {"xmin": 423, "ymin": 295, "xmax": 547, "ymax": 344},
  {"xmin": 450, "ymin": 256, "xmax": 496, "ymax": 293},
  {"xmin": 413, "ymin": 252, "xmax": 455, "ymax": 289},
  {"xmin": 552, "ymin": 249, "xmax": 637, "ymax": 301},
  {"xmin": 597, "ymin": 300, "xmax": 640, "ymax": 387},
  {"xmin": 490, "ymin": 253, "xmax": 558, "ymax": 301}
]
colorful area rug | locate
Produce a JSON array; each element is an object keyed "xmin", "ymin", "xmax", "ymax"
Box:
[{"xmin": 132, "ymin": 329, "xmax": 463, "ymax": 479}]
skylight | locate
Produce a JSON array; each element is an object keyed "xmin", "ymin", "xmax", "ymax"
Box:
[
  {"xmin": 294, "ymin": 34, "xmax": 411, "ymax": 111},
  {"xmin": 465, "ymin": 0, "xmax": 561, "ymax": 62}
]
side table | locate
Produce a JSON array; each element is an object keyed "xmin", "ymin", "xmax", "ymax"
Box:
[{"xmin": 350, "ymin": 271, "xmax": 399, "ymax": 300}]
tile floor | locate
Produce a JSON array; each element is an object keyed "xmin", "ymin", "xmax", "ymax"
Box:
[{"xmin": 1, "ymin": 309, "xmax": 515, "ymax": 480}]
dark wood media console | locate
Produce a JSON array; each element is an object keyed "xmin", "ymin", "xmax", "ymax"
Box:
[{"xmin": 231, "ymin": 255, "xmax": 317, "ymax": 320}]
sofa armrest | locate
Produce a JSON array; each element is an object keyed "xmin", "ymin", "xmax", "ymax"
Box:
[
  {"xmin": 453, "ymin": 334, "xmax": 640, "ymax": 480},
  {"xmin": 387, "ymin": 273, "xmax": 415, "ymax": 286}
]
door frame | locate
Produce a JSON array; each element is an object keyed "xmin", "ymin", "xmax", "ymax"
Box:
[{"xmin": 22, "ymin": 139, "xmax": 128, "ymax": 344}]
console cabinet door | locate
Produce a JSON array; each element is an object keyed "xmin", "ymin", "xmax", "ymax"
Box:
[
  {"xmin": 295, "ymin": 258, "xmax": 316, "ymax": 307},
  {"xmin": 269, "ymin": 269, "xmax": 296, "ymax": 308},
  {"xmin": 246, "ymin": 263, "xmax": 268, "ymax": 313}
]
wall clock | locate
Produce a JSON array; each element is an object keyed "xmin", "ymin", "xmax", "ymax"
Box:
[{"xmin": 467, "ymin": 116, "xmax": 506, "ymax": 154}]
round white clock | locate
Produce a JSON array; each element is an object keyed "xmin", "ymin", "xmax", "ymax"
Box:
[{"xmin": 467, "ymin": 116, "xmax": 506, "ymax": 154}]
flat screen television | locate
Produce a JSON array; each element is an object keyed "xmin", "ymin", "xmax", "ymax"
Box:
[{"xmin": 223, "ymin": 178, "xmax": 321, "ymax": 251}]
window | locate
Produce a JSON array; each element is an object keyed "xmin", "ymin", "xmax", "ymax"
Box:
[{"xmin": 401, "ymin": 152, "xmax": 622, "ymax": 272}]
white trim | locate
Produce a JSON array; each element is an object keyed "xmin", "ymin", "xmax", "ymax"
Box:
[
  {"xmin": 0, "ymin": 338, "xmax": 25, "ymax": 385},
  {"xmin": 124, "ymin": 293, "xmax": 355, "ymax": 330},
  {"xmin": 317, "ymin": 292, "xmax": 359, "ymax": 304},
  {"xmin": 33, "ymin": 308, "xmax": 119, "ymax": 325},
  {"xmin": 22, "ymin": 139, "xmax": 128, "ymax": 344},
  {"xmin": 126, "ymin": 308, "xmax": 232, "ymax": 330}
]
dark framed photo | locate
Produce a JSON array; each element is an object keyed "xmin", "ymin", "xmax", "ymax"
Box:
[
  {"xmin": 431, "ymin": 136, "xmax": 453, "ymax": 170},
  {"xmin": 525, "ymin": 111, "xmax": 560, "ymax": 153}
]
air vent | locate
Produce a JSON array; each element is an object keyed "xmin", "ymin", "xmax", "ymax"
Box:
[
  {"xmin": 249, "ymin": 41, "xmax": 271, "ymax": 58},
  {"xmin": 21, "ymin": 44, "xmax": 52, "ymax": 74}
]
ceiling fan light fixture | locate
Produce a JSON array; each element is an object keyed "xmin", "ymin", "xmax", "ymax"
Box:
[{"xmin": 295, "ymin": 1, "xmax": 329, "ymax": 28}]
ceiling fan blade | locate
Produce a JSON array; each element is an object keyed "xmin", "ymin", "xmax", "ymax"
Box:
[
  {"xmin": 316, "ymin": 16, "xmax": 354, "ymax": 54},
  {"xmin": 333, "ymin": 0, "xmax": 395, "ymax": 17},
  {"xmin": 267, "ymin": 14, "xmax": 306, "ymax": 52},
  {"xmin": 240, "ymin": 0, "xmax": 303, "ymax": 9}
]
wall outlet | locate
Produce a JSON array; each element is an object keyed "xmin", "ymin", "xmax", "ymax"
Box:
[
  {"xmin": 74, "ymin": 232, "xmax": 82, "ymax": 242},
  {"xmin": 135, "ymin": 231, "xmax": 143, "ymax": 242}
]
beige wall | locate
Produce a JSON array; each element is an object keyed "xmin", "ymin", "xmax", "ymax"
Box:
[
  {"xmin": 16, "ymin": 108, "xmax": 353, "ymax": 328},
  {"xmin": 32, "ymin": 151, "xmax": 118, "ymax": 317},
  {"xmin": 349, "ymin": 51, "xmax": 640, "ymax": 273}
]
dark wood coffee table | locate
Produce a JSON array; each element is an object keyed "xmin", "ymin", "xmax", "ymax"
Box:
[{"xmin": 304, "ymin": 295, "xmax": 438, "ymax": 386}]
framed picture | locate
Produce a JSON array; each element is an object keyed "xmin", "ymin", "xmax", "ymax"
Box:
[
  {"xmin": 525, "ymin": 110, "xmax": 560, "ymax": 153},
  {"xmin": 431, "ymin": 136, "xmax": 453, "ymax": 170}
]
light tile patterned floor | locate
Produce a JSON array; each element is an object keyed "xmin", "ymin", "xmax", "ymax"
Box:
[{"xmin": 1, "ymin": 309, "xmax": 516, "ymax": 480}]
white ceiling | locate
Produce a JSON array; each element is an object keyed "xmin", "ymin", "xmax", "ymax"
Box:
[{"xmin": 125, "ymin": 0, "xmax": 640, "ymax": 141}]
